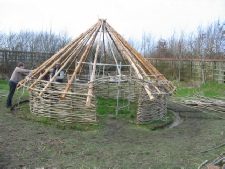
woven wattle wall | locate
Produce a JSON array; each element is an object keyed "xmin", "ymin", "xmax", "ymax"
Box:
[
  {"xmin": 137, "ymin": 88, "xmax": 167, "ymax": 124},
  {"xmin": 94, "ymin": 78, "xmax": 168, "ymax": 124},
  {"xmin": 28, "ymin": 76, "xmax": 168, "ymax": 124},
  {"xmin": 18, "ymin": 19, "xmax": 175, "ymax": 125},
  {"xmin": 29, "ymin": 80, "xmax": 97, "ymax": 123}
]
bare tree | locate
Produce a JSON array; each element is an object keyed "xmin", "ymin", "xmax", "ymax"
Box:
[
  {"xmin": 0, "ymin": 30, "xmax": 72, "ymax": 53},
  {"xmin": 127, "ymin": 37, "xmax": 142, "ymax": 53},
  {"xmin": 168, "ymin": 32, "xmax": 188, "ymax": 81},
  {"xmin": 140, "ymin": 32, "xmax": 156, "ymax": 58}
]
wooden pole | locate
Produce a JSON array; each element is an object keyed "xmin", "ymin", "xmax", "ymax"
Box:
[
  {"xmin": 19, "ymin": 21, "xmax": 100, "ymax": 89},
  {"xmin": 106, "ymin": 28, "xmax": 154, "ymax": 99},
  {"xmin": 106, "ymin": 33, "xmax": 121, "ymax": 75},
  {"xmin": 106, "ymin": 22, "xmax": 176, "ymax": 93},
  {"xmin": 61, "ymin": 20, "xmax": 102, "ymax": 99},
  {"xmin": 86, "ymin": 20, "xmax": 104, "ymax": 106}
]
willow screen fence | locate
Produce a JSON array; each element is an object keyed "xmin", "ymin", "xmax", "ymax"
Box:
[
  {"xmin": 1, "ymin": 50, "xmax": 225, "ymax": 84},
  {"xmin": 0, "ymin": 50, "xmax": 53, "ymax": 78},
  {"xmin": 148, "ymin": 58, "xmax": 225, "ymax": 84}
]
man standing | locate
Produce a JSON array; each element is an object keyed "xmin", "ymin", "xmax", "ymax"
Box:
[{"xmin": 6, "ymin": 62, "xmax": 32, "ymax": 108}]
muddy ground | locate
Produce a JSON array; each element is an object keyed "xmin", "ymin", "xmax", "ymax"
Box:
[{"xmin": 1, "ymin": 99, "xmax": 225, "ymax": 168}]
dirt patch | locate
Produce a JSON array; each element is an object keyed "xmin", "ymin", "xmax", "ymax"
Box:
[{"xmin": 1, "ymin": 98, "xmax": 225, "ymax": 168}]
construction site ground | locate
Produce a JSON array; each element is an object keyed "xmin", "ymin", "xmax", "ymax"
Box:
[{"xmin": 1, "ymin": 92, "xmax": 225, "ymax": 169}]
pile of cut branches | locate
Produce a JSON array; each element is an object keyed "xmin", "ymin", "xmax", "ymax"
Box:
[
  {"xmin": 184, "ymin": 97, "xmax": 225, "ymax": 113},
  {"xmin": 198, "ymin": 152, "xmax": 225, "ymax": 169},
  {"xmin": 172, "ymin": 90, "xmax": 225, "ymax": 114}
]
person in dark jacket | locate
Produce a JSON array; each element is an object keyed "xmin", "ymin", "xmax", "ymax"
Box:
[
  {"xmin": 52, "ymin": 62, "xmax": 64, "ymax": 83},
  {"xmin": 6, "ymin": 62, "xmax": 32, "ymax": 108},
  {"xmin": 41, "ymin": 69, "xmax": 50, "ymax": 81}
]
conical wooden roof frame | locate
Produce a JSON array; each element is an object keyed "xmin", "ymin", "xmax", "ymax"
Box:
[{"xmin": 19, "ymin": 19, "xmax": 176, "ymax": 105}]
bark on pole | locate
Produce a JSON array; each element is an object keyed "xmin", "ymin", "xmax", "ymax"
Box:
[
  {"xmin": 61, "ymin": 20, "xmax": 102, "ymax": 99},
  {"xmin": 86, "ymin": 20, "xmax": 104, "ymax": 106},
  {"xmin": 18, "ymin": 21, "xmax": 100, "ymax": 90},
  {"xmin": 106, "ymin": 24, "xmax": 154, "ymax": 100}
]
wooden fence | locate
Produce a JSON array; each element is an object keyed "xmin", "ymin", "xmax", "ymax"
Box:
[
  {"xmin": 0, "ymin": 50, "xmax": 53, "ymax": 78},
  {"xmin": 1, "ymin": 50, "xmax": 225, "ymax": 84},
  {"xmin": 147, "ymin": 58, "xmax": 225, "ymax": 84}
]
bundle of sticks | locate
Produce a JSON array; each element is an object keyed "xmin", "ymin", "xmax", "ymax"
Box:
[
  {"xmin": 184, "ymin": 97, "xmax": 225, "ymax": 113},
  {"xmin": 198, "ymin": 152, "xmax": 225, "ymax": 169}
]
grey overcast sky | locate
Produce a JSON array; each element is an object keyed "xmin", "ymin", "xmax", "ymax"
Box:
[{"xmin": 0, "ymin": 0, "xmax": 225, "ymax": 40}]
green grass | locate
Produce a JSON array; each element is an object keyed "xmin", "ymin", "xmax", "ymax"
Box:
[
  {"xmin": 97, "ymin": 97, "xmax": 137, "ymax": 117},
  {"xmin": 0, "ymin": 79, "xmax": 174, "ymax": 131},
  {"xmin": 4, "ymin": 79, "xmax": 224, "ymax": 131},
  {"xmin": 0, "ymin": 80, "xmax": 137, "ymax": 130},
  {"xmin": 0, "ymin": 79, "xmax": 8, "ymax": 90},
  {"xmin": 13, "ymin": 95, "xmax": 173, "ymax": 131},
  {"xmin": 174, "ymin": 81, "xmax": 225, "ymax": 98},
  {"xmin": 2, "ymin": 79, "xmax": 225, "ymax": 168},
  {"xmin": 138, "ymin": 110, "xmax": 174, "ymax": 130}
]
